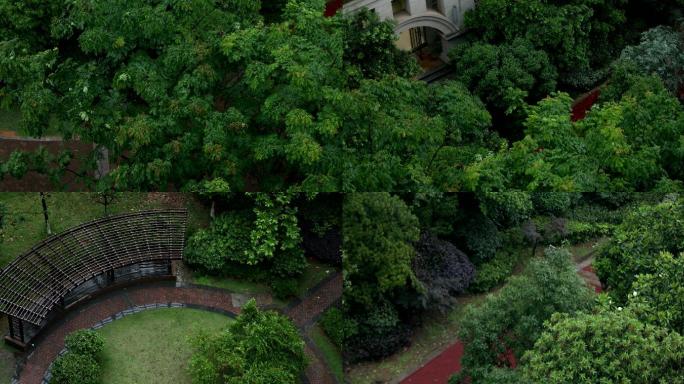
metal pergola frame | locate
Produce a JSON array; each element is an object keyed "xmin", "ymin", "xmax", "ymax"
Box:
[{"xmin": 0, "ymin": 209, "xmax": 188, "ymax": 347}]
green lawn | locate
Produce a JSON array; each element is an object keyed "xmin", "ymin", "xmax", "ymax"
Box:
[
  {"xmin": 310, "ymin": 325, "xmax": 344, "ymax": 383},
  {"xmin": 97, "ymin": 308, "xmax": 231, "ymax": 384},
  {"xmin": 0, "ymin": 192, "xmax": 209, "ymax": 268}
]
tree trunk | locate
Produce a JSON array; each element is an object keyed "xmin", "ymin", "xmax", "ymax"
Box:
[{"xmin": 40, "ymin": 192, "xmax": 52, "ymax": 235}]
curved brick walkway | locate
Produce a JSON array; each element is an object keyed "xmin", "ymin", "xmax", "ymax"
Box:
[{"xmin": 16, "ymin": 272, "xmax": 343, "ymax": 384}]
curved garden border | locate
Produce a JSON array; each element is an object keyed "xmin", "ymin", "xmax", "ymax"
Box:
[{"xmin": 13, "ymin": 273, "xmax": 343, "ymax": 384}]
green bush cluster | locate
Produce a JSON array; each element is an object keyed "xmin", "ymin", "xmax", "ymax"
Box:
[
  {"xmin": 452, "ymin": 247, "xmax": 594, "ymax": 383},
  {"xmin": 50, "ymin": 330, "xmax": 104, "ymax": 384},
  {"xmin": 467, "ymin": 250, "xmax": 518, "ymax": 293},
  {"xmin": 189, "ymin": 299, "xmax": 306, "ymax": 384},
  {"xmin": 320, "ymin": 307, "xmax": 357, "ymax": 349},
  {"xmin": 185, "ymin": 193, "xmax": 307, "ymax": 299}
]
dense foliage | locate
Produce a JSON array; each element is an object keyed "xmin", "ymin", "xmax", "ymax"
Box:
[
  {"xmin": 628, "ymin": 251, "xmax": 684, "ymax": 334},
  {"xmin": 50, "ymin": 330, "xmax": 104, "ymax": 384},
  {"xmin": 450, "ymin": 38, "xmax": 557, "ymax": 127},
  {"xmin": 452, "ymin": 247, "xmax": 594, "ymax": 383},
  {"xmin": 463, "ymin": 0, "xmax": 627, "ymax": 89},
  {"xmin": 464, "ymin": 78, "xmax": 684, "ymax": 191},
  {"xmin": 413, "ymin": 233, "xmax": 475, "ymax": 312},
  {"xmin": 595, "ymin": 197, "xmax": 684, "ymax": 302},
  {"xmin": 521, "ymin": 309, "xmax": 684, "ymax": 383},
  {"xmin": 0, "ymin": 0, "xmax": 503, "ymax": 192},
  {"xmin": 342, "ymin": 193, "xmax": 420, "ymax": 309},
  {"xmin": 189, "ymin": 299, "xmax": 306, "ymax": 384},
  {"xmin": 185, "ymin": 193, "xmax": 307, "ymax": 298},
  {"xmin": 617, "ymin": 26, "xmax": 684, "ymax": 96}
]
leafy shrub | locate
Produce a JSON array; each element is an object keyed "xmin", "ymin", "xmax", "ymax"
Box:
[
  {"xmin": 450, "ymin": 38, "xmax": 557, "ymax": 117},
  {"xmin": 595, "ymin": 197, "xmax": 684, "ymax": 302},
  {"xmin": 50, "ymin": 353, "xmax": 101, "ymax": 384},
  {"xmin": 270, "ymin": 278, "xmax": 299, "ymax": 299},
  {"xmin": 628, "ymin": 252, "xmax": 684, "ymax": 335},
  {"xmin": 521, "ymin": 310, "xmax": 684, "ymax": 383},
  {"xmin": 565, "ymin": 220, "xmax": 612, "ymax": 243},
  {"xmin": 479, "ymin": 192, "xmax": 533, "ymax": 227},
  {"xmin": 344, "ymin": 322, "xmax": 412, "ymax": 363},
  {"xmin": 320, "ymin": 307, "xmax": 357, "ymax": 348},
  {"xmin": 185, "ymin": 211, "xmax": 253, "ymax": 274},
  {"xmin": 468, "ymin": 250, "xmax": 518, "ymax": 293},
  {"xmin": 64, "ymin": 330, "xmax": 104, "ymax": 357},
  {"xmin": 413, "ymin": 233, "xmax": 475, "ymax": 312},
  {"xmin": 454, "ymin": 247, "xmax": 594, "ymax": 382},
  {"xmin": 617, "ymin": 26, "xmax": 684, "ymax": 96},
  {"xmin": 531, "ymin": 193, "xmax": 574, "ymax": 215},
  {"xmin": 449, "ymin": 367, "xmax": 523, "ymax": 384},
  {"xmin": 458, "ymin": 214, "xmax": 501, "ymax": 264},
  {"xmin": 189, "ymin": 299, "xmax": 306, "ymax": 384}
]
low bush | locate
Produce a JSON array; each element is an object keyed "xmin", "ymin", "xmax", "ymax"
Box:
[
  {"xmin": 344, "ymin": 321, "xmax": 412, "ymax": 363},
  {"xmin": 50, "ymin": 353, "xmax": 101, "ymax": 384},
  {"xmin": 413, "ymin": 233, "xmax": 476, "ymax": 312},
  {"xmin": 531, "ymin": 192, "xmax": 575, "ymax": 215},
  {"xmin": 185, "ymin": 211, "xmax": 253, "ymax": 274},
  {"xmin": 468, "ymin": 250, "xmax": 518, "ymax": 293},
  {"xmin": 64, "ymin": 330, "xmax": 104, "ymax": 357},
  {"xmin": 320, "ymin": 307, "xmax": 357, "ymax": 348},
  {"xmin": 458, "ymin": 214, "xmax": 501, "ymax": 264},
  {"xmin": 270, "ymin": 278, "xmax": 299, "ymax": 299}
]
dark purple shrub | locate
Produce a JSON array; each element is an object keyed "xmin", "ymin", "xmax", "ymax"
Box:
[{"xmin": 414, "ymin": 233, "xmax": 476, "ymax": 312}]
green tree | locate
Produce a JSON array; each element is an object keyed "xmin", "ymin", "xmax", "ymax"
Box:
[
  {"xmin": 452, "ymin": 247, "xmax": 594, "ymax": 383},
  {"xmin": 449, "ymin": 38, "xmax": 557, "ymax": 120},
  {"xmin": 521, "ymin": 309, "xmax": 684, "ymax": 383},
  {"xmin": 0, "ymin": 0, "xmax": 495, "ymax": 192},
  {"xmin": 628, "ymin": 252, "xmax": 684, "ymax": 334},
  {"xmin": 464, "ymin": 0, "xmax": 627, "ymax": 88},
  {"xmin": 342, "ymin": 192, "xmax": 420, "ymax": 308},
  {"xmin": 189, "ymin": 299, "xmax": 306, "ymax": 384},
  {"xmin": 595, "ymin": 197, "xmax": 684, "ymax": 302},
  {"xmin": 615, "ymin": 26, "xmax": 684, "ymax": 97}
]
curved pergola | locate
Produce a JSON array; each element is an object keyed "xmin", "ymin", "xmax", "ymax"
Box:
[{"xmin": 0, "ymin": 209, "xmax": 187, "ymax": 347}]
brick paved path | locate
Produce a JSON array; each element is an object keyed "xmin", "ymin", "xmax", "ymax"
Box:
[
  {"xmin": 17, "ymin": 274, "xmax": 343, "ymax": 384},
  {"xmin": 285, "ymin": 272, "xmax": 344, "ymax": 384}
]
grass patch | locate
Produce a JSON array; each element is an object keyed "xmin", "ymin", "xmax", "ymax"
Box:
[
  {"xmin": 0, "ymin": 193, "xmax": 209, "ymax": 268},
  {"xmin": 188, "ymin": 257, "xmax": 337, "ymax": 305},
  {"xmin": 310, "ymin": 325, "xmax": 344, "ymax": 383},
  {"xmin": 97, "ymin": 308, "xmax": 232, "ymax": 384}
]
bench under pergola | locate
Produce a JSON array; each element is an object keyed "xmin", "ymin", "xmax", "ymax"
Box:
[{"xmin": 0, "ymin": 209, "xmax": 188, "ymax": 348}]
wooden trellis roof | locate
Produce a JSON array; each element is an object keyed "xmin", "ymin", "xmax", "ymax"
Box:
[{"xmin": 0, "ymin": 209, "xmax": 188, "ymax": 325}]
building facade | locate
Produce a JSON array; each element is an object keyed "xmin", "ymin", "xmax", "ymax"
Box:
[{"xmin": 341, "ymin": 0, "xmax": 475, "ymax": 63}]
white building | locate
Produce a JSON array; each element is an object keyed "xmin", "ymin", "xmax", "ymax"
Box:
[{"xmin": 342, "ymin": 0, "xmax": 475, "ymax": 64}]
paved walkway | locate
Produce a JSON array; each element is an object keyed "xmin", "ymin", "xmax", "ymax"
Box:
[
  {"xmin": 16, "ymin": 273, "xmax": 342, "ymax": 384},
  {"xmin": 398, "ymin": 252, "xmax": 602, "ymax": 384}
]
